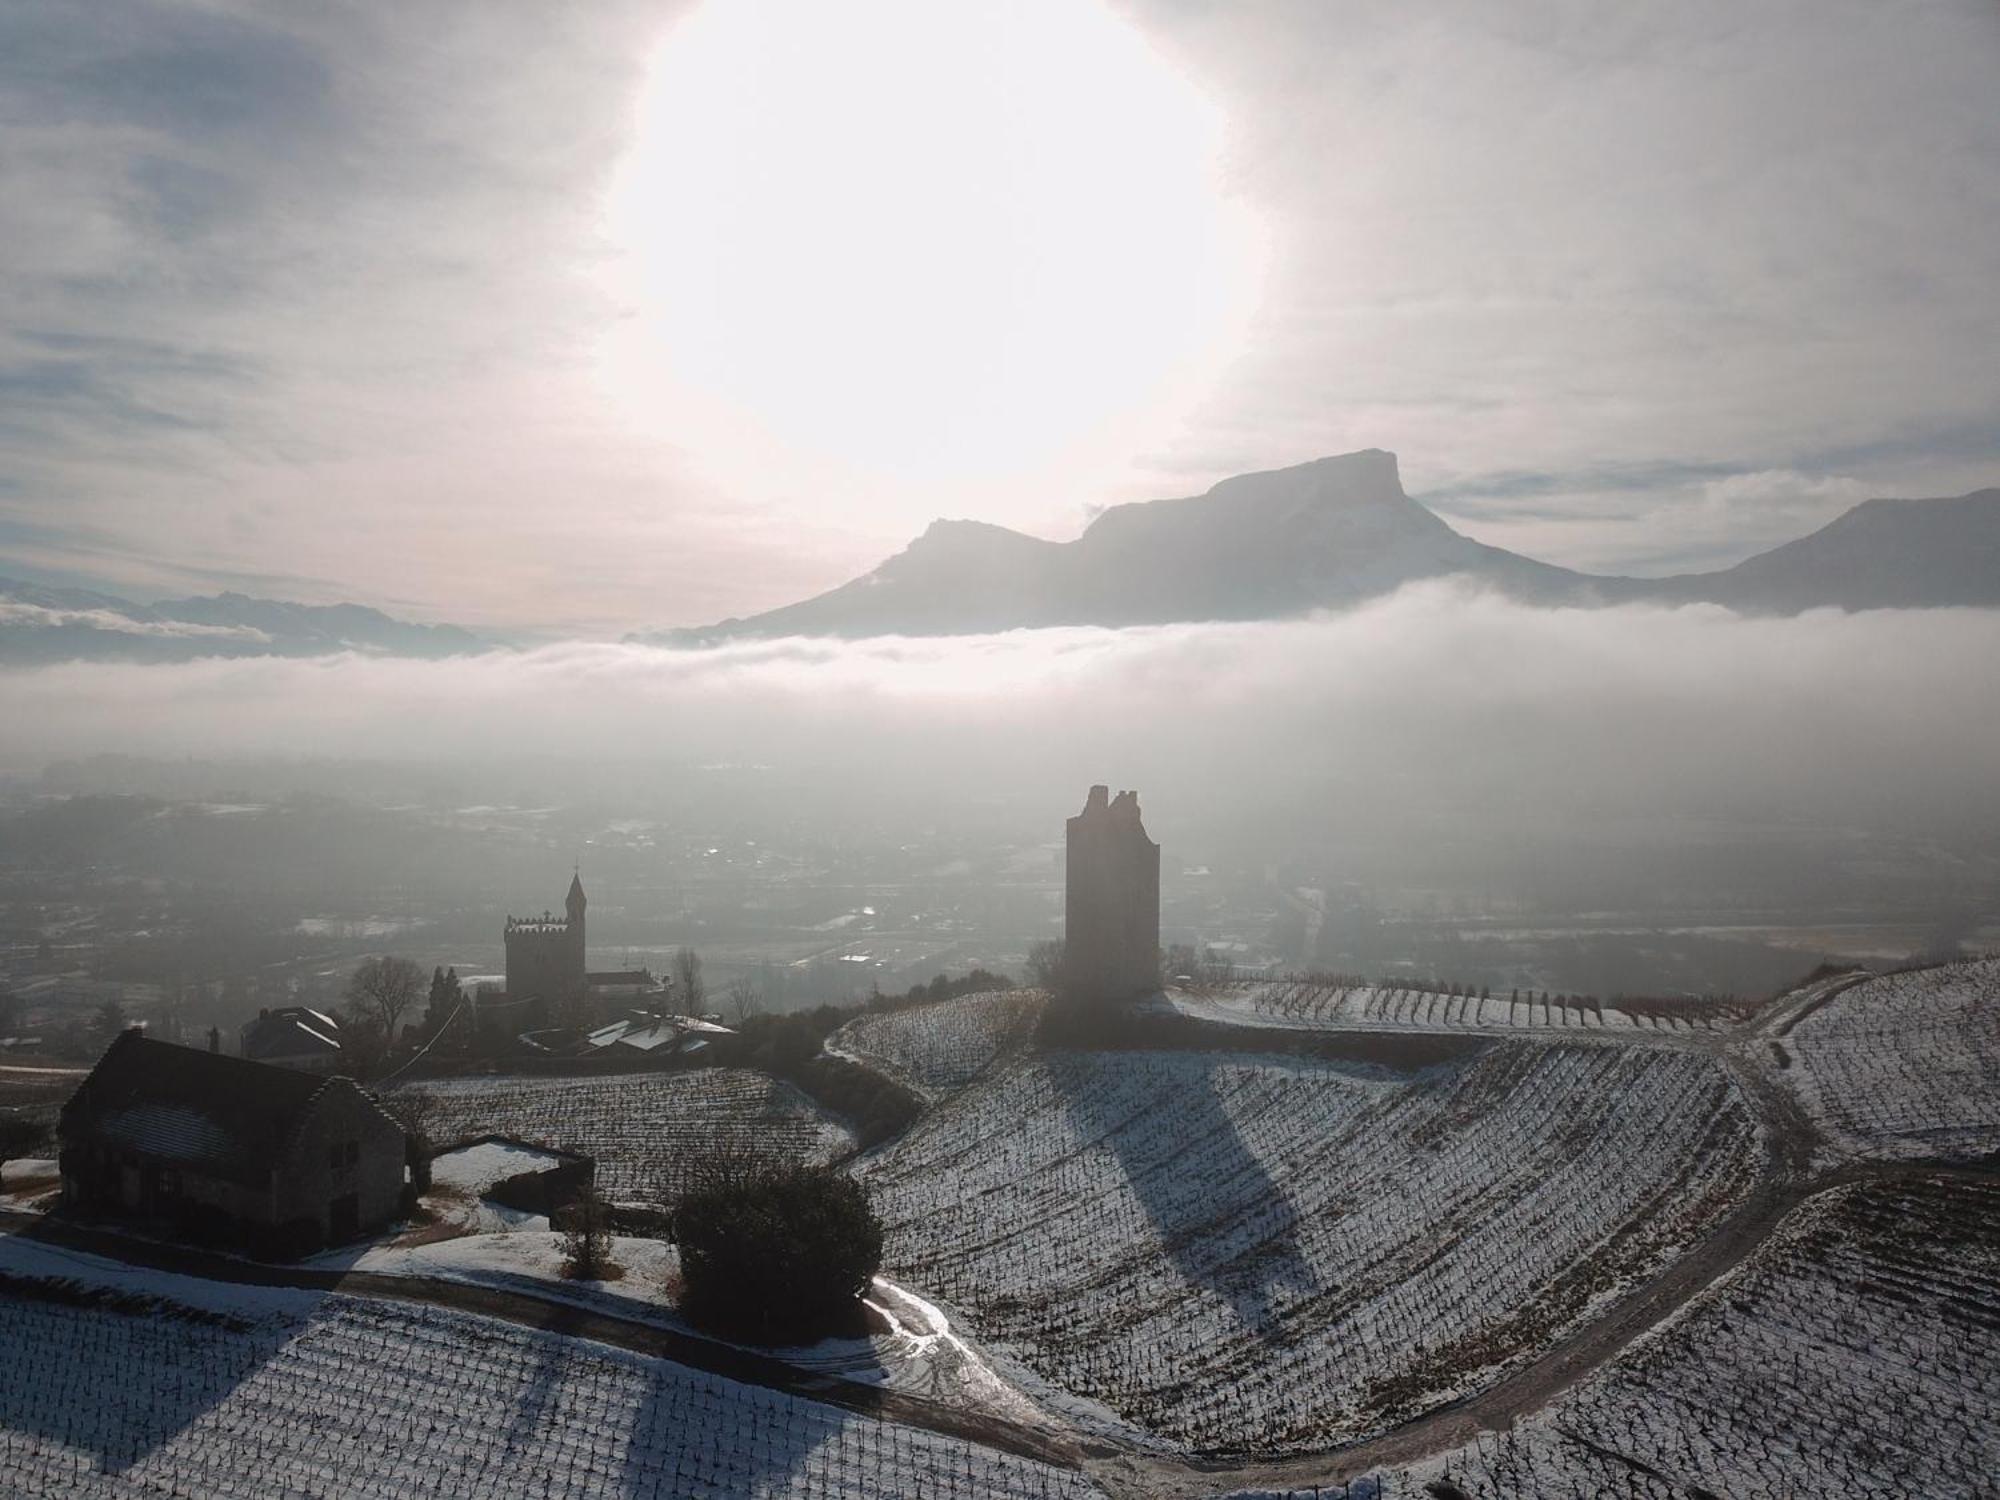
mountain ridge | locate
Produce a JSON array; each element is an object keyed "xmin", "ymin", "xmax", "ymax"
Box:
[
  {"xmin": 0, "ymin": 577, "xmax": 486, "ymax": 666},
  {"xmin": 651, "ymin": 450, "xmax": 2000, "ymax": 643},
  {"xmin": 7, "ymin": 452, "xmax": 1996, "ymax": 662}
]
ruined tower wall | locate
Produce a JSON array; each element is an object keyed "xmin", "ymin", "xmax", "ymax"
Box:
[{"xmin": 1064, "ymin": 785, "xmax": 1161, "ymax": 1004}]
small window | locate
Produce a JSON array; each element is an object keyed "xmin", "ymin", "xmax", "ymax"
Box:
[{"xmin": 344, "ymin": 1140, "xmax": 360, "ymax": 1167}]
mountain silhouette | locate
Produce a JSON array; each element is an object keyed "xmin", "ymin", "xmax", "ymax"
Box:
[
  {"xmin": 649, "ymin": 451, "xmax": 2000, "ymax": 642},
  {"xmin": 0, "ymin": 578, "xmax": 484, "ymax": 665}
]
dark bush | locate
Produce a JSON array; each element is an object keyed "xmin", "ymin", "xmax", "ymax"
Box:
[
  {"xmin": 0, "ymin": 1115, "xmax": 49, "ymax": 1175},
  {"xmin": 675, "ymin": 1162, "xmax": 883, "ymax": 1342}
]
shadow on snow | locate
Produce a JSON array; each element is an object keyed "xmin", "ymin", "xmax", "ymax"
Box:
[{"xmin": 1049, "ymin": 1046, "xmax": 1318, "ymax": 1336}]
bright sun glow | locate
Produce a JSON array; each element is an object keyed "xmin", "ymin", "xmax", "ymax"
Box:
[{"xmin": 600, "ymin": 0, "xmax": 1264, "ymax": 522}]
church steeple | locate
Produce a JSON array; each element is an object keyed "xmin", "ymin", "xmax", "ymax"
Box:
[{"xmin": 566, "ymin": 869, "xmax": 587, "ymax": 920}]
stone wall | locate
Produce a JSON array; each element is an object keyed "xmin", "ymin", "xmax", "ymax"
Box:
[
  {"xmin": 503, "ymin": 922, "xmax": 585, "ymax": 1006},
  {"xmin": 273, "ymin": 1080, "xmax": 407, "ymax": 1241}
]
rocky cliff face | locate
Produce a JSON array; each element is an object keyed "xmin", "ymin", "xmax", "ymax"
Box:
[{"xmin": 658, "ymin": 450, "xmax": 1596, "ymax": 642}]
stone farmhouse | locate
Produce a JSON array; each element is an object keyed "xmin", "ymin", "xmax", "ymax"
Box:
[{"xmin": 59, "ymin": 1031, "xmax": 407, "ymax": 1257}]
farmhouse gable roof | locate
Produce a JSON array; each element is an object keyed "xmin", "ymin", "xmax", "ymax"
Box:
[{"xmin": 62, "ymin": 1031, "xmax": 340, "ymax": 1187}]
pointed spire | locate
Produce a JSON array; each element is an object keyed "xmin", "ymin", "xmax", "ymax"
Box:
[{"xmin": 567, "ymin": 869, "xmax": 587, "ymax": 915}]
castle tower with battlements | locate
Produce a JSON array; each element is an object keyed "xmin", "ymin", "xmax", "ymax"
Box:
[{"xmin": 503, "ymin": 872, "xmax": 588, "ymax": 1016}]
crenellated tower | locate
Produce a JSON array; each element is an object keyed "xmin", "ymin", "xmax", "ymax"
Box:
[{"xmin": 503, "ymin": 872, "xmax": 589, "ymax": 1019}]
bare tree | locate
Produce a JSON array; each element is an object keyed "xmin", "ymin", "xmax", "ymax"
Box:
[
  {"xmin": 559, "ymin": 1189, "xmax": 615, "ymax": 1281},
  {"xmin": 88, "ymin": 999, "xmax": 128, "ymax": 1052},
  {"xmin": 376, "ymin": 1087, "xmax": 438, "ymax": 1190},
  {"xmin": 673, "ymin": 947, "xmax": 706, "ymax": 1017},
  {"xmin": 377, "ymin": 1088, "xmax": 438, "ymax": 1154},
  {"xmin": 675, "ymin": 1135, "xmax": 784, "ymax": 1205},
  {"xmin": 331, "ymin": 1009, "xmax": 387, "ymax": 1078},
  {"xmin": 347, "ymin": 956, "xmax": 424, "ymax": 1047},
  {"xmin": 723, "ymin": 974, "xmax": 762, "ymax": 1026}
]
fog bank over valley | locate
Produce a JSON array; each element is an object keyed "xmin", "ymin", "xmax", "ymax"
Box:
[
  {"xmin": 5, "ymin": 585, "xmax": 1996, "ymax": 840},
  {"xmin": 3, "ymin": 585, "xmax": 1995, "ymax": 1009}
]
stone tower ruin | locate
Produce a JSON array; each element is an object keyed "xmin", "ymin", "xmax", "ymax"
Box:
[{"xmin": 1064, "ymin": 785, "xmax": 1161, "ymax": 1004}]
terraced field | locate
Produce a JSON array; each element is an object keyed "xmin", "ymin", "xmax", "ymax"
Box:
[
  {"xmin": 827, "ymin": 990, "xmax": 1046, "ymax": 1100},
  {"xmin": 0, "ymin": 1270, "xmax": 1106, "ymax": 1499},
  {"xmin": 858, "ymin": 1039, "xmax": 1761, "ymax": 1456},
  {"xmin": 1163, "ymin": 980, "xmax": 1758, "ymax": 1036},
  {"xmin": 412, "ymin": 1068, "xmax": 858, "ymax": 1205},
  {"xmin": 1251, "ymin": 1174, "xmax": 2000, "ymax": 1498},
  {"xmin": 1782, "ymin": 959, "xmax": 2000, "ymax": 1162}
]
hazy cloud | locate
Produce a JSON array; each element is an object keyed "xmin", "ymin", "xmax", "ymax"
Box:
[
  {"xmin": 5, "ymin": 588, "xmax": 1996, "ymax": 848},
  {"xmin": 0, "ymin": 600, "xmax": 271, "ymax": 642}
]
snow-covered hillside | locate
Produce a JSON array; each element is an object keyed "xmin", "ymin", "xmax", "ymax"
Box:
[
  {"xmin": 1782, "ymin": 959, "xmax": 2000, "ymax": 1162},
  {"xmin": 827, "ymin": 990, "xmax": 1046, "ymax": 1100},
  {"xmin": 1158, "ymin": 979, "xmax": 1757, "ymax": 1036},
  {"xmin": 414, "ymin": 1068, "xmax": 858, "ymax": 1204},
  {"xmin": 858, "ymin": 1041, "xmax": 1759, "ymax": 1455},
  {"xmin": 1240, "ymin": 1174, "xmax": 2000, "ymax": 1498},
  {"xmin": 0, "ymin": 1239, "xmax": 1104, "ymax": 1498}
]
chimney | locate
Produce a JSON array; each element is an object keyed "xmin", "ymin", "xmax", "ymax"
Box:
[{"xmin": 207, "ymin": 1026, "xmax": 221, "ymax": 1054}]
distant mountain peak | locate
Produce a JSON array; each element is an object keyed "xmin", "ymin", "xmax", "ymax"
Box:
[
  {"xmin": 1202, "ymin": 447, "xmax": 1404, "ymax": 501},
  {"xmin": 0, "ymin": 577, "xmax": 485, "ymax": 666},
  {"xmin": 908, "ymin": 516, "xmax": 1048, "ymax": 549},
  {"xmin": 638, "ymin": 454, "xmax": 2000, "ymax": 644}
]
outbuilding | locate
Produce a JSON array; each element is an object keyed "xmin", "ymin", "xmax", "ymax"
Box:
[{"xmin": 59, "ymin": 1031, "xmax": 406, "ymax": 1257}]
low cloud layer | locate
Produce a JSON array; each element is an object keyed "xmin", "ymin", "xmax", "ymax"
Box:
[
  {"xmin": 6, "ymin": 589, "xmax": 1997, "ymax": 854},
  {"xmin": 0, "ymin": 599, "xmax": 271, "ymax": 642}
]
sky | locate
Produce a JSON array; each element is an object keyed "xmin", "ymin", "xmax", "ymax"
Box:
[{"xmin": 1, "ymin": 0, "xmax": 1997, "ymax": 635}]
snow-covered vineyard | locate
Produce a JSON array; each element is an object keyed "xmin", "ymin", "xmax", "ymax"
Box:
[
  {"xmin": 827, "ymin": 990, "xmax": 1046, "ymax": 1100},
  {"xmin": 0, "ymin": 1266, "xmax": 1105, "ymax": 1499},
  {"xmin": 7, "ymin": 954, "xmax": 1997, "ymax": 1498},
  {"xmin": 413, "ymin": 1068, "xmax": 859, "ymax": 1203},
  {"xmin": 1232, "ymin": 1174, "xmax": 2000, "ymax": 1499},
  {"xmin": 1162, "ymin": 979, "xmax": 1757, "ymax": 1036},
  {"xmin": 858, "ymin": 1040, "xmax": 1761, "ymax": 1454},
  {"xmin": 1782, "ymin": 959, "xmax": 2000, "ymax": 1163}
]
